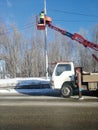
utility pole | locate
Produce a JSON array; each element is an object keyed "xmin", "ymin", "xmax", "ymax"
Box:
[{"xmin": 44, "ymin": 0, "xmax": 48, "ymax": 79}]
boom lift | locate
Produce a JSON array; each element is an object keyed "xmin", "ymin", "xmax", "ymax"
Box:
[
  {"xmin": 37, "ymin": 15, "xmax": 98, "ymax": 62},
  {"xmin": 37, "ymin": 14, "xmax": 98, "ymax": 98}
]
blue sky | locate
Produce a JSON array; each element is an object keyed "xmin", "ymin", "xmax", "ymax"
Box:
[{"xmin": 0, "ymin": 0, "xmax": 98, "ymax": 34}]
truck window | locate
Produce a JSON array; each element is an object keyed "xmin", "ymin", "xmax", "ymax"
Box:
[{"xmin": 56, "ymin": 64, "xmax": 71, "ymax": 76}]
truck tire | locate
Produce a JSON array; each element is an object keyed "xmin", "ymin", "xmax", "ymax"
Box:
[{"xmin": 61, "ymin": 83, "xmax": 73, "ymax": 98}]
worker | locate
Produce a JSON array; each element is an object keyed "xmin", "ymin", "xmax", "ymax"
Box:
[{"xmin": 39, "ymin": 11, "xmax": 45, "ymax": 24}]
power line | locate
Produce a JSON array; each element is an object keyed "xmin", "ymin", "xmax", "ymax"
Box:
[
  {"xmin": 53, "ymin": 19, "xmax": 98, "ymax": 23},
  {"xmin": 0, "ymin": 15, "xmax": 37, "ymax": 36},
  {"xmin": 0, "ymin": 15, "xmax": 98, "ymax": 36},
  {"xmin": 49, "ymin": 9, "xmax": 98, "ymax": 18},
  {"xmin": 0, "ymin": 21, "xmax": 35, "ymax": 36}
]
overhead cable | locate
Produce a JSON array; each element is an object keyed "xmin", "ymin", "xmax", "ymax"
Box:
[{"xmin": 49, "ymin": 9, "xmax": 98, "ymax": 18}]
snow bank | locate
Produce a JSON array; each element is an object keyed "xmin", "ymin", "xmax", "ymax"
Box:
[{"xmin": 0, "ymin": 77, "xmax": 50, "ymax": 88}]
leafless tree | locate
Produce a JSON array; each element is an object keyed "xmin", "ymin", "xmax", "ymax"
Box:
[{"xmin": 0, "ymin": 18, "xmax": 98, "ymax": 78}]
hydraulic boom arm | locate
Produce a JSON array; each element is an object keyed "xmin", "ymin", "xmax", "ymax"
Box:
[
  {"xmin": 36, "ymin": 14, "xmax": 98, "ymax": 62},
  {"xmin": 48, "ymin": 23, "xmax": 98, "ymax": 62}
]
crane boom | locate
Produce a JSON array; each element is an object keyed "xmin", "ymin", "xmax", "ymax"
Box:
[
  {"xmin": 47, "ymin": 23, "xmax": 98, "ymax": 62},
  {"xmin": 37, "ymin": 15, "xmax": 98, "ymax": 62},
  {"xmin": 48, "ymin": 23, "xmax": 98, "ymax": 51}
]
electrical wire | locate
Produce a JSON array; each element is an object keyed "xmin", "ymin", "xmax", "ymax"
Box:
[
  {"xmin": 0, "ymin": 21, "xmax": 35, "ymax": 36},
  {"xmin": 53, "ymin": 19, "xmax": 98, "ymax": 23},
  {"xmin": 0, "ymin": 13, "xmax": 98, "ymax": 36},
  {"xmin": 0, "ymin": 15, "xmax": 37, "ymax": 36},
  {"xmin": 49, "ymin": 9, "xmax": 98, "ymax": 18}
]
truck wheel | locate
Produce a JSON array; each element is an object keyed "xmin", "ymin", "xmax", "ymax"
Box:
[{"xmin": 61, "ymin": 84, "xmax": 73, "ymax": 98}]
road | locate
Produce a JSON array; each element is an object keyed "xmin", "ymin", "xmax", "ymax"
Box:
[{"xmin": 0, "ymin": 90, "xmax": 98, "ymax": 130}]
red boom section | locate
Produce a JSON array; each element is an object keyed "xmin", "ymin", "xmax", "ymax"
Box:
[
  {"xmin": 48, "ymin": 23, "xmax": 98, "ymax": 62},
  {"xmin": 92, "ymin": 54, "xmax": 98, "ymax": 62},
  {"xmin": 48, "ymin": 23, "xmax": 98, "ymax": 51},
  {"xmin": 72, "ymin": 33, "xmax": 98, "ymax": 51},
  {"xmin": 36, "ymin": 15, "xmax": 98, "ymax": 62}
]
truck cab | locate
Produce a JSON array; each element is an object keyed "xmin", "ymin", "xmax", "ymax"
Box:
[{"xmin": 51, "ymin": 62, "xmax": 75, "ymax": 97}]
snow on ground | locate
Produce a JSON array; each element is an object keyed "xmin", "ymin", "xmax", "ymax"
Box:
[
  {"xmin": 0, "ymin": 77, "xmax": 50, "ymax": 88},
  {"xmin": 0, "ymin": 77, "xmax": 52, "ymax": 95}
]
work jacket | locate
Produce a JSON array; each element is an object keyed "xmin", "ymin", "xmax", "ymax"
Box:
[{"xmin": 40, "ymin": 13, "xmax": 44, "ymax": 19}]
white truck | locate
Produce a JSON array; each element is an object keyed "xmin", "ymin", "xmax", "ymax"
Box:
[
  {"xmin": 50, "ymin": 62, "xmax": 98, "ymax": 97},
  {"xmin": 37, "ymin": 14, "xmax": 98, "ymax": 97}
]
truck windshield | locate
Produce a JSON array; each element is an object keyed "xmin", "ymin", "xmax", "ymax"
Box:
[{"xmin": 56, "ymin": 64, "xmax": 71, "ymax": 76}]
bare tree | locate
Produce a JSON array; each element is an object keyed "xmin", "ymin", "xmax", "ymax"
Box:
[
  {"xmin": 90, "ymin": 25, "xmax": 98, "ymax": 72},
  {"xmin": 1, "ymin": 17, "xmax": 98, "ymax": 78}
]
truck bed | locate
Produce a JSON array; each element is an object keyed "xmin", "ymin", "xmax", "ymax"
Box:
[{"xmin": 83, "ymin": 73, "xmax": 98, "ymax": 82}]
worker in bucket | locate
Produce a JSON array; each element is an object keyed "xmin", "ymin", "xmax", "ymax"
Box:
[{"xmin": 39, "ymin": 11, "xmax": 45, "ymax": 24}]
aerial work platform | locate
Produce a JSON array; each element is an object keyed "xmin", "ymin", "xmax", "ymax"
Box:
[{"xmin": 36, "ymin": 16, "xmax": 52, "ymax": 30}]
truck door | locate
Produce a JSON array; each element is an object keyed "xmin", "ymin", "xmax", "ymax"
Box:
[{"xmin": 51, "ymin": 63, "xmax": 75, "ymax": 89}]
